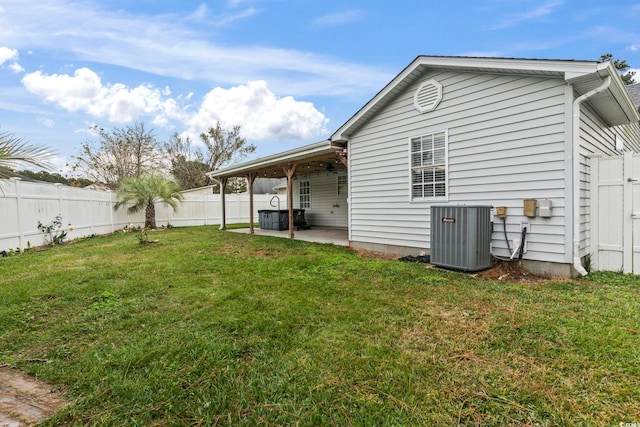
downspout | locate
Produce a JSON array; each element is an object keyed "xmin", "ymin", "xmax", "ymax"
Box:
[{"xmin": 571, "ymin": 75, "xmax": 611, "ymax": 276}]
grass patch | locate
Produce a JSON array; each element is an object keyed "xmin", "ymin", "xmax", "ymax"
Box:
[{"xmin": 1, "ymin": 227, "xmax": 639, "ymax": 425}]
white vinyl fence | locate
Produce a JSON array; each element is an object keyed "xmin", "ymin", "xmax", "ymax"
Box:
[
  {"xmin": 0, "ymin": 178, "xmax": 285, "ymax": 251},
  {"xmin": 590, "ymin": 151, "xmax": 640, "ymax": 274}
]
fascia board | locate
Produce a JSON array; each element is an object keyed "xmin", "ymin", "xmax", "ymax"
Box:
[{"xmin": 207, "ymin": 140, "xmax": 335, "ymax": 178}]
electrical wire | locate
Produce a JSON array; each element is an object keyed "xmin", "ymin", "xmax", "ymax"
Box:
[
  {"xmin": 503, "ymin": 216, "xmax": 512, "ymax": 254},
  {"xmin": 493, "ymin": 220, "xmax": 527, "ymax": 263}
]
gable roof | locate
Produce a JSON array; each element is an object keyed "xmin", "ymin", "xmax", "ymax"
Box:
[{"xmin": 331, "ymin": 56, "xmax": 640, "ymax": 142}]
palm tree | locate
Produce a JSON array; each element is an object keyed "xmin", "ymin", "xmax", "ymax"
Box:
[
  {"xmin": 0, "ymin": 130, "xmax": 55, "ymax": 178},
  {"xmin": 114, "ymin": 173, "xmax": 184, "ymax": 229}
]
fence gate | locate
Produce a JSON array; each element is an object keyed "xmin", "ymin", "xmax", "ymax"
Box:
[{"xmin": 591, "ymin": 151, "xmax": 640, "ymax": 274}]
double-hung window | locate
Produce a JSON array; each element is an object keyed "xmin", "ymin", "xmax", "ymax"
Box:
[{"xmin": 410, "ymin": 131, "xmax": 447, "ymax": 200}]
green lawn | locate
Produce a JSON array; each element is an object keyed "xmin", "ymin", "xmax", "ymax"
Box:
[{"xmin": 1, "ymin": 226, "xmax": 639, "ymax": 426}]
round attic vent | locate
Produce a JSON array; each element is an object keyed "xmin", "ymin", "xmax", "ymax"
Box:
[{"xmin": 414, "ymin": 79, "xmax": 442, "ymax": 113}]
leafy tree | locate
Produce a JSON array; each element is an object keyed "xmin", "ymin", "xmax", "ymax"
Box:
[
  {"xmin": 200, "ymin": 122, "xmax": 256, "ymax": 173},
  {"xmin": 163, "ymin": 133, "xmax": 210, "ymax": 190},
  {"xmin": 114, "ymin": 173, "xmax": 184, "ymax": 229},
  {"xmin": 68, "ymin": 176, "xmax": 95, "ymax": 188},
  {"xmin": 600, "ymin": 53, "xmax": 636, "ymax": 85},
  {"xmin": 163, "ymin": 122, "xmax": 256, "ymax": 190},
  {"xmin": 0, "ymin": 129, "xmax": 54, "ymax": 179},
  {"xmin": 18, "ymin": 169, "xmax": 70, "ymax": 184},
  {"xmin": 72, "ymin": 122, "xmax": 164, "ymax": 190},
  {"xmin": 17, "ymin": 170, "xmax": 94, "ymax": 187}
]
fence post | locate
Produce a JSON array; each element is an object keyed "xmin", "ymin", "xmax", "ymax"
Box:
[
  {"xmin": 623, "ymin": 151, "xmax": 633, "ymax": 274},
  {"xmin": 109, "ymin": 191, "xmax": 115, "ymax": 233},
  {"xmin": 12, "ymin": 178, "xmax": 24, "ymax": 250},
  {"xmin": 89, "ymin": 191, "xmax": 94, "ymax": 235},
  {"xmin": 589, "ymin": 155, "xmax": 600, "ymax": 271},
  {"xmin": 203, "ymin": 194, "xmax": 207, "ymax": 226},
  {"xmin": 55, "ymin": 183, "xmax": 63, "ymax": 215}
]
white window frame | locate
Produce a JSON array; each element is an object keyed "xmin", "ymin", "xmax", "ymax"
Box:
[
  {"xmin": 337, "ymin": 175, "xmax": 348, "ymax": 196},
  {"xmin": 299, "ymin": 180, "xmax": 311, "ymax": 209},
  {"xmin": 409, "ymin": 130, "xmax": 448, "ymax": 202}
]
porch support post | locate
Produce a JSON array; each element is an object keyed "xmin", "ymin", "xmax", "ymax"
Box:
[
  {"xmin": 246, "ymin": 172, "xmax": 257, "ymax": 234},
  {"xmin": 216, "ymin": 177, "xmax": 228, "ymax": 230},
  {"xmin": 337, "ymin": 149, "xmax": 348, "ymax": 168},
  {"xmin": 283, "ymin": 164, "xmax": 298, "ymax": 239}
]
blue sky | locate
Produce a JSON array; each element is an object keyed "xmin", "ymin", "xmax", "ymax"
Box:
[{"xmin": 1, "ymin": 0, "xmax": 639, "ymax": 174}]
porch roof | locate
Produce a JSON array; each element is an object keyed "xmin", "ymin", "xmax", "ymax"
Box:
[{"xmin": 207, "ymin": 139, "xmax": 347, "ymax": 180}]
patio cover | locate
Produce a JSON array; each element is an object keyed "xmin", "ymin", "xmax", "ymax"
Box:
[{"xmin": 207, "ymin": 139, "xmax": 347, "ymax": 237}]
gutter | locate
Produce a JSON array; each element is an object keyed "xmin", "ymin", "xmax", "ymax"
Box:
[{"xmin": 571, "ymin": 75, "xmax": 611, "ymax": 276}]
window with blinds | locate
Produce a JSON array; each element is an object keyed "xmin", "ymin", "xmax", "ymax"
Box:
[{"xmin": 410, "ymin": 131, "xmax": 447, "ymax": 200}]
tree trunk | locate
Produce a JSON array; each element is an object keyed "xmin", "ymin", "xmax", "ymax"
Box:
[{"xmin": 145, "ymin": 203, "xmax": 156, "ymax": 229}]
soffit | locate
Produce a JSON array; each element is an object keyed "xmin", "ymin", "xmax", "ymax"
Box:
[
  {"xmin": 568, "ymin": 64, "xmax": 640, "ymax": 126},
  {"xmin": 208, "ymin": 140, "xmax": 347, "ymax": 179}
]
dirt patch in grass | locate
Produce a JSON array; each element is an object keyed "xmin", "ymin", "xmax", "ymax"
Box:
[
  {"xmin": 0, "ymin": 366, "xmax": 70, "ymax": 426},
  {"xmin": 353, "ymin": 248, "xmax": 402, "ymax": 260},
  {"xmin": 474, "ymin": 260, "xmax": 570, "ymax": 284},
  {"xmin": 354, "ymin": 248, "xmax": 566, "ymax": 284}
]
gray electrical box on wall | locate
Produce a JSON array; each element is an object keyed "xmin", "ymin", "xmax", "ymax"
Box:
[
  {"xmin": 538, "ymin": 199, "xmax": 552, "ymax": 217},
  {"xmin": 430, "ymin": 205, "xmax": 492, "ymax": 272}
]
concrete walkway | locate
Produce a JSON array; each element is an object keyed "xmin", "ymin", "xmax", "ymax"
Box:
[
  {"xmin": 228, "ymin": 226, "xmax": 349, "ymax": 246},
  {"xmin": 0, "ymin": 367, "xmax": 69, "ymax": 427}
]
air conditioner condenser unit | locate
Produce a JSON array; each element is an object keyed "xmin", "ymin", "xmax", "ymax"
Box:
[{"xmin": 430, "ymin": 205, "xmax": 492, "ymax": 272}]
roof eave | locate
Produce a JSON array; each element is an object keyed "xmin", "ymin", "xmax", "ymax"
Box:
[
  {"xmin": 207, "ymin": 139, "xmax": 344, "ymax": 179},
  {"xmin": 567, "ymin": 62, "xmax": 640, "ymax": 126}
]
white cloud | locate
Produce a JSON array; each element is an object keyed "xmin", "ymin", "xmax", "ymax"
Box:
[
  {"xmin": 8, "ymin": 62, "xmax": 24, "ymax": 73},
  {"xmin": 187, "ymin": 81, "xmax": 329, "ymax": 141},
  {"xmin": 187, "ymin": 2, "xmax": 260, "ymax": 27},
  {"xmin": 0, "ymin": 0, "xmax": 390, "ymax": 97},
  {"xmin": 38, "ymin": 117, "xmax": 55, "ymax": 127},
  {"xmin": 488, "ymin": 1, "xmax": 563, "ymax": 30},
  {"xmin": 22, "ymin": 67, "xmax": 328, "ymax": 141},
  {"xmin": 21, "ymin": 67, "xmax": 185, "ymax": 123},
  {"xmin": 0, "ymin": 46, "xmax": 17, "ymax": 64},
  {"xmin": 214, "ymin": 7, "xmax": 260, "ymax": 27},
  {"xmin": 312, "ymin": 9, "xmax": 366, "ymax": 28},
  {"xmin": 0, "ymin": 46, "xmax": 24, "ymax": 73},
  {"xmin": 188, "ymin": 3, "xmax": 209, "ymax": 20}
]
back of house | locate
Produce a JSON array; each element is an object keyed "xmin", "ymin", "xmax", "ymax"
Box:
[{"xmin": 332, "ymin": 56, "xmax": 640, "ymax": 276}]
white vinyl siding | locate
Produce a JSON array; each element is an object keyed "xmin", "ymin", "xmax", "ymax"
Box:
[
  {"xmin": 349, "ymin": 70, "xmax": 570, "ymax": 262},
  {"xmin": 295, "ymin": 173, "xmax": 348, "ymax": 227},
  {"xmin": 410, "ymin": 131, "xmax": 447, "ymax": 200}
]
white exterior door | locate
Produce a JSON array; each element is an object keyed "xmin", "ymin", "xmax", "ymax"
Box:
[{"xmin": 591, "ymin": 151, "xmax": 640, "ymax": 273}]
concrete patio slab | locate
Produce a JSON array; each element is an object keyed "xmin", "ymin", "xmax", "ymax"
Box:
[{"xmin": 228, "ymin": 227, "xmax": 349, "ymax": 246}]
